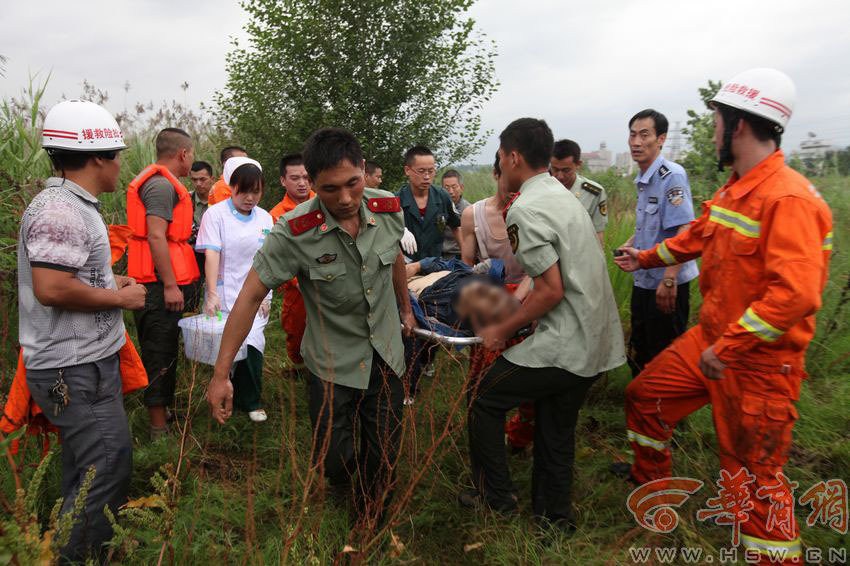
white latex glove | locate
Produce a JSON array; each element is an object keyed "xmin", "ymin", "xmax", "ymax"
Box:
[
  {"xmin": 259, "ymin": 299, "xmax": 271, "ymax": 319},
  {"xmin": 401, "ymin": 227, "xmax": 418, "ymax": 255},
  {"xmin": 204, "ymin": 291, "xmax": 221, "ymax": 317}
]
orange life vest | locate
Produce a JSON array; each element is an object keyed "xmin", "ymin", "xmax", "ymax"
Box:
[{"xmin": 126, "ymin": 164, "xmax": 199, "ymax": 285}]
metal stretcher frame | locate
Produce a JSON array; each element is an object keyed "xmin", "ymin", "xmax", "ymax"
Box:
[{"xmin": 409, "ymin": 326, "xmax": 483, "ymax": 346}]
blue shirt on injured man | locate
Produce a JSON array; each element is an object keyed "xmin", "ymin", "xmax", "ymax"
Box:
[{"xmin": 632, "ymin": 155, "xmax": 699, "ymax": 290}]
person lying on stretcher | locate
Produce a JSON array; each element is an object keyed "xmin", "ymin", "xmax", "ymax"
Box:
[
  {"xmin": 405, "ymin": 256, "xmax": 531, "ymax": 334},
  {"xmin": 402, "ymin": 256, "xmax": 533, "ymax": 403}
]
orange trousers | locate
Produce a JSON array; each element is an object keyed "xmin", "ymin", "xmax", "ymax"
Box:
[
  {"xmin": 279, "ymin": 280, "xmax": 306, "ymax": 365},
  {"xmin": 626, "ymin": 325, "xmax": 803, "ymax": 564}
]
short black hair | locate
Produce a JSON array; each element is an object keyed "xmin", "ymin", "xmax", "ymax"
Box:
[
  {"xmin": 365, "ymin": 160, "xmax": 381, "ymax": 175},
  {"xmin": 629, "ymin": 109, "xmax": 669, "ymax": 137},
  {"xmin": 552, "ymin": 139, "xmax": 581, "ymax": 162},
  {"xmin": 279, "ymin": 153, "xmax": 304, "ymax": 177},
  {"xmin": 230, "ymin": 163, "xmax": 265, "ymax": 195},
  {"xmin": 191, "ymin": 161, "xmax": 213, "ymax": 176},
  {"xmin": 498, "ymin": 118, "xmax": 554, "ymax": 170},
  {"xmin": 155, "ymin": 128, "xmax": 192, "ymax": 158},
  {"xmin": 442, "ymin": 169, "xmax": 463, "ymax": 184},
  {"xmin": 219, "ymin": 145, "xmax": 247, "ymax": 165},
  {"xmin": 404, "ymin": 145, "xmax": 434, "ymax": 166},
  {"xmin": 716, "ymin": 103, "xmax": 783, "ymax": 147},
  {"xmin": 302, "ymin": 128, "xmax": 364, "ymax": 180},
  {"xmin": 493, "ymin": 151, "xmax": 501, "ymax": 177},
  {"xmin": 48, "ymin": 150, "xmax": 118, "ymax": 175}
]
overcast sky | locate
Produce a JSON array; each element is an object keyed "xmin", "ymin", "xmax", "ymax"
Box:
[{"xmin": 3, "ymin": 0, "xmax": 849, "ymax": 164}]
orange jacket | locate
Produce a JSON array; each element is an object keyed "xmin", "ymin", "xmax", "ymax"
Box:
[
  {"xmin": 207, "ymin": 176, "xmax": 231, "ymax": 205},
  {"xmin": 269, "ymin": 191, "xmax": 316, "ymax": 224},
  {"xmin": 639, "ymin": 150, "xmax": 833, "ymax": 368},
  {"xmin": 126, "ymin": 164, "xmax": 199, "ymax": 285}
]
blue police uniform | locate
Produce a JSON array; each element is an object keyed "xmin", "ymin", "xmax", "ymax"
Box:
[
  {"xmin": 396, "ymin": 184, "xmax": 460, "ymax": 262},
  {"xmin": 629, "ymin": 155, "xmax": 699, "ymax": 377},
  {"xmin": 633, "ymin": 155, "xmax": 699, "ymax": 289}
]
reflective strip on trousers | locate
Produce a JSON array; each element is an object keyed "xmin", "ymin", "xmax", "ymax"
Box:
[
  {"xmin": 738, "ymin": 307, "xmax": 784, "ymax": 342},
  {"xmin": 741, "ymin": 534, "xmax": 802, "ymax": 559},
  {"xmin": 709, "ymin": 205, "xmax": 761, "ymax": 238},
  {"xmin": 627, "ymin": 429, "xmax": 667, "ymax": 452},
  {"xmin": 657, "ymin": 241, "xmax": 676, "ymax": 266}
]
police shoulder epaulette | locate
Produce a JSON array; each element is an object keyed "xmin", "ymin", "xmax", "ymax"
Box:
[
  {"xmin": 659, "ymin": 164, "xmax": 671, "ymax": 178},
  {"xmin": 367, "ymin": 196, "xmax": 401, "ymax": 213},
  {"xmin": 581, "ymin": 181, "xmax": 602, "ymax": 196},
  {"xmin": 288, "ymin": 210, "xmax": 325, "ymax": 236}
]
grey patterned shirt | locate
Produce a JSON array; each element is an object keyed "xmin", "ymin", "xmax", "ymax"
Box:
[{"xmin": 18, "ymin": 178, "xmax": 125, "ymax": 370}]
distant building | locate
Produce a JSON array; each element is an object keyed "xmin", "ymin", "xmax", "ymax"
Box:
[
  {"xmin": 582, "ymin": 142, "xmax": 613, "ymax": 172},
  {"xmin": 795, "ymin": 133, "xmax": 835, "ymax": 160},
  {"xmin": 615, "ymin": 152, "xmax": 635, "ymax": 175},
  {"xmin": 790, "ymin": 132, "xmax": 838, "ymax": 176}
]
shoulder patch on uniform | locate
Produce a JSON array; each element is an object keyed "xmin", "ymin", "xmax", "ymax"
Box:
[
  {"xmin": 581, "ymin": 181, "xmax": 602, "ymax": 196},
  {"xmin": 315, "ymin": 253, "xmax": 337, "ymax": 264},
  {"xmin": 507, "ymin": 223, "xmax": 519, "ymax": 254},
  {"xmin": 666, "ymin": 187, "xmax": 685, "ymax": 206},
  {"xmin": 288, "ymin": 210, "xmax": 325, "ymax": 236},
  {"xmin": 598, "ymin": 201, "xmax": 608, "ymax": 216},
  {"xmin": 367, "ymin": 197, "xmax": 401, "ymax": 213},
  {"xmin": 658, "ymin": 164, "xmax": 671, "ymax": 178}
]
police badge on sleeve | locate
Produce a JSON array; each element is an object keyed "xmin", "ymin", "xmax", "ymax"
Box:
[{"xmin": 666, "ymin": 187, "xmax": 685, "ymax": 206}]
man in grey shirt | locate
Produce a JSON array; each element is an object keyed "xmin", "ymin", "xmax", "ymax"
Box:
[{"xmin": 20, "ymin": 100, "xmax": 146, "ymax": 563}]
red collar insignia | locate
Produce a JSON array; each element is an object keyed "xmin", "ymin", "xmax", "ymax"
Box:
[
  {"xmin": 367, "ymin": 197, "xmax": 401, "ymax": 213},
  {"xmin": 288, "ymin": 210, "xmax": 325, "ymax": 235}
]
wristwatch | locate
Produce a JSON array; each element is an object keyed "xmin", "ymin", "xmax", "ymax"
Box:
[{"xmin": 663, "ymin": 278, "xmax": 675, "ymax": 288}]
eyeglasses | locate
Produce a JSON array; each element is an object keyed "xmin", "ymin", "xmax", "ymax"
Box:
[{"xmin": 413, "ymin": 168, "xmax": 437, "ymax": 177}]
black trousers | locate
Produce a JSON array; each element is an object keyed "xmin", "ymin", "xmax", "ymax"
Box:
[
  {"xmin": 628, "ymin": 282, "xmax": 690, "ymax": 378},
  {"xmin": 467, "ymin": 356, "xmax": 598, "ymax": 522},
  {"xmin": 307, "ymin": 352, "xmax": 404, "ymax": 517},
  {"xmin": 134, "ymin": 282, "xmax": 194, "ymax": 407}
]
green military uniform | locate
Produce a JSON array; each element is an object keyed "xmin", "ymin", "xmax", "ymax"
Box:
[
  {"xmin": 505, "ymin": 172, "xmax": 624, "ymax": 375},
  {"xmin": 566, "ymin": 174, "xmax": 608, "ymax": 233},
  {"xmin": 466, "ymin": 172, "xmax": 625, "ymax": 519},
  {"xmin": 253, "ymin": 188, "xmax": 405, "ymax": 387}
]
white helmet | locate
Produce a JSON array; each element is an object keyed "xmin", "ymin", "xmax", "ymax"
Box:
[
  {"xmin": 710, "ymin": 68, "xmax": 796, "ymax": 131},
  {"xmin": 42, "ymin": 99, "xmax": 127, "ymax": 152}
]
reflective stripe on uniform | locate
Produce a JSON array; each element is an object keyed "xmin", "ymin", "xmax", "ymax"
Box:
[
  {"xmin": 823, "ymin": 231, "xmax": 833, "ymax": 251},
  {"xmin": 709, "ymin": 205, "xmax": 761, "ymax": 238},
  {"xmin": 657, "ymin": 241, "xmax": 676, "ymax": 266},
  {"xmin": 738, "ymin": 307, "xmax": 784, "ymax": 342},
  {"xmin": 627, "ymin": 429, "xmax": 667, "ymax": 452},
  {"xmin": 740, "ymin": 534, "xmax": 802, "ymax": 558}
]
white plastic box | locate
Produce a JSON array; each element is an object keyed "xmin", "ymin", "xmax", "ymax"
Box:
[{"xmin": 178, "ymin": 313, "xmax": 248, "ymax": 366}]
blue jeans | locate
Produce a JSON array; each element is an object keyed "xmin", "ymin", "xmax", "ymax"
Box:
[{"xmin": 26, "ymin": 353, "xmax": 132, "ymax": 564}]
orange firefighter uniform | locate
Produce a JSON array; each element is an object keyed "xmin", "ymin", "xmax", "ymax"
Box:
[
  {"xmin": 207, "ymin": 175, "xmax": 231, "ymax": 206},
  {"xmin": 270, "ymin": 191, "xmax": 316, "ymax": 365},
  {"xmin": 625, "ymin": 150, "xmax": 833, "ymax": 563}
]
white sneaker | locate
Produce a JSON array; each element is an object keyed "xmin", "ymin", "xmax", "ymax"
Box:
[
  {"xmin": 248, "ymin": 409, "xmax": 268, "ymax": 422},
  {"xmin": 403, "ymin": 397, "xmax": 415, "ymax": 406},
  {"xmin": 423, "ymin": 363, "xmax": 436, "ymax": 378}
]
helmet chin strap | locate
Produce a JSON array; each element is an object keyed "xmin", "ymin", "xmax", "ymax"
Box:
[{"xmin": 717, "ymin": 109, "xmax": 740, "ymax": 172}]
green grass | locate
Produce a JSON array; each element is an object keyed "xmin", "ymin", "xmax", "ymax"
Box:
[{"xmin": 2, "ymin": 84, "xmax": 849, "ymax": 563}]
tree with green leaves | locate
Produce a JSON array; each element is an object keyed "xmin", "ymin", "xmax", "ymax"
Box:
[
  {"xmin": 215, "ymin": 0, "xmax": 498, "ymax": 198},
  {"xmin": 681, "ymin": 80, "xmax": 725, "ymax": 198}
]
